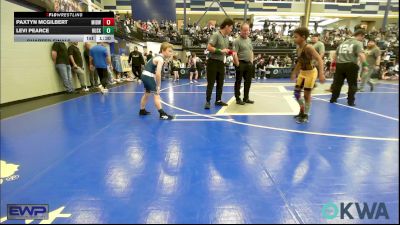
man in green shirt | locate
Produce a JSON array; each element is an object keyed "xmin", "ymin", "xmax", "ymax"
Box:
[
  {"xmin": 232, "ymin": 23, "xmax": 254, "ymax": 105},
  {"xmin": 311, "ymin": 34, "xmax": 325, "ymax": 63},
  {"xmin": 311, "ymin": 34, "xmax": 325, "ymax": 88},
  {"xmin": 359, "ymin": 39, "xmax": 381, "ymax": 92},
  {"xmin": 330, "ymin": 29, "xmax": 368, "ymax": 106},
  {"xmin": 205, "ymin": 18, "xmax": 235, "ymax": 109}
]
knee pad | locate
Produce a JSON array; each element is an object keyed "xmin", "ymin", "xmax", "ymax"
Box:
[{"xmin": 294, "ymin": 88, "xmax": 301, "ymax": 100}]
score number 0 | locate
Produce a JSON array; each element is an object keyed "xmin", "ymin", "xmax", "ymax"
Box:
[{"xmin": 103, "ymin": 18, "xmax": 115, "ymax": 26}]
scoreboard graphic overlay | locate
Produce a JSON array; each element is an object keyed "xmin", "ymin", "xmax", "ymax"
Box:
[{"xmin": 14, "ymin": 12, "xmax": 115, "ymax": 42}]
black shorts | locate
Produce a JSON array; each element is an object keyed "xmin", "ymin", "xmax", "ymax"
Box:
[
  {"xmin": 189, "ymin": 67, "xmax": 197, "ymax": 73},
  {"xmin": 172, "ymin": 67, "xmax": 179, "ymax": 72},
  {"xmin": 142, "ymin": 75, "xmax": 157, "ymax": 94}
]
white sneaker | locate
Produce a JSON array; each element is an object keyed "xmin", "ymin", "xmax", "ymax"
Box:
[
  {"xmin": 98, "ymin": 85, "xmax": 108, "ymax": 94},
  {"xmin": 83, "ymin": 87, "xmax": 89, "ymax": 92},
  {"xmin": 263, "ymin": 77, "xmax": 267, "ymax": 80},
  {"xmin": 190, "ymin": 80, "xmax": 194, "ymax": 84},
  {"xmin": 194, "ymin": 80, "xmax": 198, "ymax": 83},
  {"xmin": 98, "ymin": 86, "xmax": 105, "ymax": 94}
]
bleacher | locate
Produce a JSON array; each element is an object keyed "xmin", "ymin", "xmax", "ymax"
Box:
[{"xmin": 188, "ymin": 46, "xmax": 296, "ymax": 62}]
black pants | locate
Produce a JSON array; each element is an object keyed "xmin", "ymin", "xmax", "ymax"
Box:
[
  {"xmin": 331, "ymin": 63, "xmax": 359, "ymax": 103},
  {"xmin": 132, "ymin": 65, "xmax": 142, "ymax": 79},
  {"xmin": 206, "ymin": 59, "xmax": 225, "ymax": 102},
  {"xmin": 96, "ymin": 68, "xmax": 108, "ymax": 88},
  {"xmin": 235, "ymin": 61, "xmax": 253, "ymax": 101}
]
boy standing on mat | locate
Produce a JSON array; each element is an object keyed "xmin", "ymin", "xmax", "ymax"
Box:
[
  {"xmin": 291, "ymin": 27, "xmax": 325, "ymax": 124},
  {"xmin": 139, "ymin": 42, "xmax": 174, "ymax": 120}
]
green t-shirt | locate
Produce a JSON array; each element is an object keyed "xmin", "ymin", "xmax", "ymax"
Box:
[
  {"xmin": 336, "ymin": 38, "xmax": 364, "ymax": 64},
  {"xmin": 365, "ymin": 46, "xmax": 381, "ymax": 68},
  {"xmin": 233, "ymin": 36, "xmax": 253, "ymax": 62},
  {"xmin": 208, "ymin": 31, "xmax": 229, "ymax": 62},
  {"xmin": 52, "ymin": 42, "xmax": 69, "ymax": 65},
  {"xmin": 313, "ymin": 41, "xmax": 325, "ymax": 55},
  {"xmin": 312, "ymin": 41, "xmax": 325, "ymax": 66}
]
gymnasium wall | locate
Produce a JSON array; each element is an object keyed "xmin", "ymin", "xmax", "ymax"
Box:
[
  {"xmin": 0, "ymin": 0, "xmax": 185, "ymax": 104},
  {"xmin": 131, "ymin": 0, "xmax": 176, "ymax": 21},
  {"xmin": 0, "ymin": 0, "xmax": 97, "ymax": 104}
]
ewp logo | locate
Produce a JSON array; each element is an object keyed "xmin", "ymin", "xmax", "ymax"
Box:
[
  {"xmin": 7, "ymin": 205, "xmax": 49, "ymax": 220},
  {"xmin": 321, "ymin": 202, "xmax": 389, "ymax": 220}
]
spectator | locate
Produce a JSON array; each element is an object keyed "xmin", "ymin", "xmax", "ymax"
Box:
[
  {"xmin": 266, "ymin": 57, "xmax": 278, "ymax": 68},
  {"xmin": 383, "ymin": 51, "xmax": 391, "ymax": 70},
  {"xmin": 68, "ymin": 42, "xmax": 89, "ymax": 92},
  {"xmin": 112, "ymin": 53, "xmax": 124, "ymax": 83},
  {"xmin": 196, "ymin": 57, "xmax": 206, "ymax": 78},
  {"xmin": 188, "ymin": 52, "xmax": 199, "ymax": 83},
  {"xmin": 225, "ymin": 54, "xmax": 235, "ymax": 78},
  {"xmin": 283, "ymin": 55, "xmax": 292, "ymax": 67},
  {"xmin": 128, "ymin": 46, "xmax": 145, "ymax": 80},
  {"xmin": 84, "ymin": 43, "xmax": 100, "ymax": 89},
  {"xmin": 147, "ymin": 51, "xmax": 153, "ymax": 62},
  {"xmin": 171, "ymin": 55, "xmax": 181, "ymax": 82},
  {"xmin": 382, "ymin": 60, "xmax": 399, "ymax": 80},
  {"xmin": 51, "ymin": 42, "xmax": 74, "ymax": 93},
  {"xmin": 89, "ymin": 42, "xmax": 113, "ymax": 94},
  {"xmin": 256, "ymin": 59, "xmax": 267, "ymax": 79}
]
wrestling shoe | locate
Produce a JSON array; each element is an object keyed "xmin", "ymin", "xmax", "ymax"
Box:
[
  {"xmin": 296, "ymin": 114, "xmax": 309, "ymax": 124},
  {"xmin": 139, "ymin": 109, "xmax": 151, "ymax": 116}
]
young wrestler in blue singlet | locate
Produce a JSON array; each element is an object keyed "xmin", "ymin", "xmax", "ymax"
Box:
[{"xmin": 139, "ymin": 42, "xmax": 174, "ymax": 120}]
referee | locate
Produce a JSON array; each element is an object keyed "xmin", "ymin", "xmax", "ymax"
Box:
[
  {"xmin": 204, "ymin": 18, "xmax": 235, "ymax": 109},
  {"xmin": 330, "ymin": 29, "xmax": 368, "ymax": 106},
  {"xmin": 232, "ymin": 23, "xmax": 255, "ymax": 105}
]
